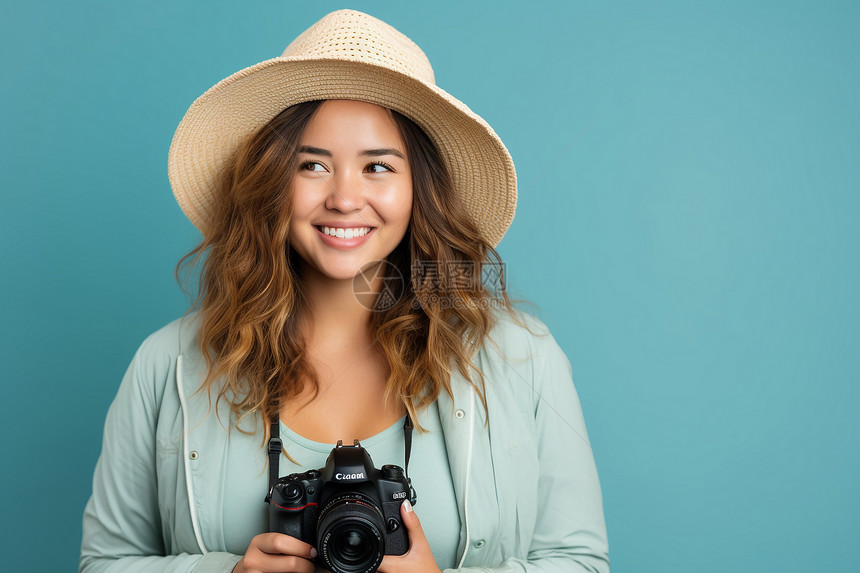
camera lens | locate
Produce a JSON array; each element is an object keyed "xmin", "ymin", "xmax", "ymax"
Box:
[
  {"xmin": 317, "ymin": 495, "xmax": 385, "ymax": 573},
  {"xmin": 332, "ymin": 527, "xmax": 374, "ymax": 564}
]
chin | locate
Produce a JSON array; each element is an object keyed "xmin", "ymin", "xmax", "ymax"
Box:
[{"xmin": 314, "ymin": 260, "xmax": 373, "ymax": 281}]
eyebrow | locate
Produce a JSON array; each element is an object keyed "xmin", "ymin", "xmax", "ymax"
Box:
[
  {"xmin": 298, "ymin": 145, "xmax": 405, "ymax": 159},
  {"xmin": 361, "ymin": 147, "xmax": 406, "ymax": 159}
]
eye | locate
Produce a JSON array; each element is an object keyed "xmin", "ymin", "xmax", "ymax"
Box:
[
  {"xmin": 366, "ymin": 161, "xmax": 394, "ymax": 173},
  {"xmin": 300, "ymin": 161, "xmax": 327, "ymax": 172}
]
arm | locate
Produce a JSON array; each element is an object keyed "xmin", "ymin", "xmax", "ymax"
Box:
[
  {"xmin": 382, "ymin": 328, "xmax": 610, "ymax": 573},
  {"xmin": 472, "ymin": 332, "xmax": 609, "ymax": 572},
  {"xmin": 79, "ymin": 336, "xmax": 242, "ymax": 573}
]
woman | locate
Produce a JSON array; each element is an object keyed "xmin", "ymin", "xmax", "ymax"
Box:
[{"xmin": 80, "ymin": 9, "xmax": 609, "ymax": 573}]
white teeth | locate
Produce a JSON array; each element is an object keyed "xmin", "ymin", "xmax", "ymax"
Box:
[{"xmin": 321, "ymin": 226, "xmax": 372, "ymax": 238}]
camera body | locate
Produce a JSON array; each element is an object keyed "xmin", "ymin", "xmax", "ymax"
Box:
[{"xmin": 267, "ymin": 439, "xmax": 412, "ymax": 573}]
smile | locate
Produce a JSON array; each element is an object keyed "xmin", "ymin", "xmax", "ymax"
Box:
[{"xmin": 316, "ymin": 226, "xmax": 374, "ymax": 238}]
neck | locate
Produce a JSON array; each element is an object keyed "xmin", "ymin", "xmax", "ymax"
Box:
[{"xmin": 298, "ymin": 262, "xmax": 382, "ymax": 345}]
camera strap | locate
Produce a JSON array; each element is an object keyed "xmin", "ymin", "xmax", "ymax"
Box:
[
  {"xmin": 403, "ymin": 412, "xmax": 417, "ymax": 506},
  {"xmin": 267, "ymin": 412, "xmax": 417, "ymax": 505},
  {"xmin": 267, "ymin": 417, "xmax": 283, "ymax": 499}
]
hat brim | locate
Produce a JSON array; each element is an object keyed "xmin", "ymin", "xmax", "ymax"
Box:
[{"xmin": 167, "ymin": 56, "xmax": 517, "ymax": 247}]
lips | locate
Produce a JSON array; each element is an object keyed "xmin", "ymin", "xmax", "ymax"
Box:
[{"xmin": 314, "ymin": 225, "xmax": 376, "ymax": 249}]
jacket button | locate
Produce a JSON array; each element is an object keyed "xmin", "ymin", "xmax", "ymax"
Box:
[
  {"xmin": 473, "ymin": 539, "xmax": 485, "ymax": 549},
  {"xmin": 455, "ymin": 409, "xmax": 465, "ymax": 419},
  {"xmin": 189, "ymin": 451, "xmax": 199, "ymax": 460}
]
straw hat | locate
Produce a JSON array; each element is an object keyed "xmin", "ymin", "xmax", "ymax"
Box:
[{"xmin": 167, "ymin": 9, "xmax": 517, "ymax": 247}]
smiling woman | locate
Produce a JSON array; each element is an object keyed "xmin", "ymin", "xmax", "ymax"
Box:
[
  {"xmin": 79, "ymin": 8, "xmax": 609, "ymax": 573},
  {"xmin": 288, "ymin": 100, "xmax": 413, "ymax": 283}
]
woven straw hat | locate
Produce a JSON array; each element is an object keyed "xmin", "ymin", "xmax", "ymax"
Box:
[{"xmin": 167, "ymin": 9, "xmax": 517, "ymax": 247}]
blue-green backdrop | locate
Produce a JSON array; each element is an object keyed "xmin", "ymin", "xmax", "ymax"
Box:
[{"xmin": 1, "ymin": 1, "xmax": 857, "ymax": 571}]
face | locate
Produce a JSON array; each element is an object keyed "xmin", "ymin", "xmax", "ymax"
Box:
[{"xmin": 288, "ymin": 99, "xmax": 413, "ymax": 283}]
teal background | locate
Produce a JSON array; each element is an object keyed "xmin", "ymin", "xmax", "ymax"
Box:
[{"xmin": 1, "ymin": 0, "xmax": 858, "ymax": 570}]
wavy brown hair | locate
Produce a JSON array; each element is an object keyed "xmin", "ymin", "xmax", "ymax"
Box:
[{"xmin": 176, "ymin": 99, "xmax": 527, "ymax": 442}]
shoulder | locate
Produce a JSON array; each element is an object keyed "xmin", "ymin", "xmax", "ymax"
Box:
[
  {"xmin": 132, "ymin": 312, "xmax": 203, "ymax": 364},
  {"xmin": 486, "ymin": 306, "xmax": 552, "ymax": 344},
  {"xmin": 476, "ymin": 306, "xmax": 572, "ymax": 393},
  {"xmin": 117, "ymin": 312, "xmax": 203, "ymax": 406},
  {"xmin": 481, "ymin": 306, "xmax": 560, "ymax": 364}
]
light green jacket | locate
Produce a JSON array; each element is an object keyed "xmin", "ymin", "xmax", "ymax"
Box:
[{"xmin": 80, "ymin": 309, "xmax": 609, "ymax": 572}]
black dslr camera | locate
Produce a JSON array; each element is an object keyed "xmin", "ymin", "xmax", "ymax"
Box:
[{"xmin": 266, "ymin": 439, "xmax": 415, "ymax": 573}]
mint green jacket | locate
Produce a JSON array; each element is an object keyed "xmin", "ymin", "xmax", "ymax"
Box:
[{"xmin": 80, "ymin": 310, "xmax": 609, "ymax": 572}]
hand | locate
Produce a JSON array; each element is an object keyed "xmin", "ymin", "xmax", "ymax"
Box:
[
  {"xmin": 232, "ymin": 532, "xmax": 317, "ymax": 573},
  {"xmin": 377, "ymin": 500, "xmax": 442, "ymax": 573}
]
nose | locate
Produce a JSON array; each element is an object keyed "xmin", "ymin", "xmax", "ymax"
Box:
[{"xmin": 324, "ymin": 168, "xmax": 368, "ymax": 213}]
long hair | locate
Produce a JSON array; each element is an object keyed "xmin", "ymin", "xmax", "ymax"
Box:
[{"xmin": 176, "ymin": 99, "xmax": 524, "ymax": 442}]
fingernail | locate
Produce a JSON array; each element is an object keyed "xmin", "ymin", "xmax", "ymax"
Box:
[
  {"xmin": 403, "ymin": 499, "xmax": 413, "ymax": 513},
  {"xmin": 310, "ymin": 547, "xmax": 318, "ymax": 558}
]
